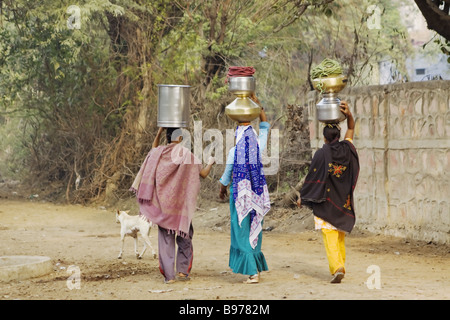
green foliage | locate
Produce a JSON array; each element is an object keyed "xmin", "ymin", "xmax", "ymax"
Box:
[
  {"xmin": 0, "ymin": 0, "xmax": 414, "ymax": 201},
  {"xmin": 432, "ymin": 38, "xmax": 450, "ymax": 64},
  {"xmin": 0, "ymin": 0, "xmax": 123, "ymax": 183},
  {"xmin": 0, "ymin": 117, "xmax": 29, "ymax": 180}
]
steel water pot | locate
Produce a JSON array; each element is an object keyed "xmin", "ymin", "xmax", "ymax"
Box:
[
  {"xmin": 227, "ymin": 76, "xmax": 256, "ymax": 96},
  {"xmin": 316, "ymin": 93, "xmax": 347, "ymax": 124},
  {"xmin": 157, "ymin": 84, "xmax": 190, "ymax": 128}
]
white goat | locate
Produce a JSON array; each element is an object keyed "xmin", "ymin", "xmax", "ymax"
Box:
[{"xmin": 115, "ymin": 210, "xmax": 156, "ymax": 259}]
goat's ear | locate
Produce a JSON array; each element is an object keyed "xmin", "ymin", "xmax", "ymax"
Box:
[
  {"xmin": 125, "ymin": 210, "xmax": 130, "ymax": 214},
  {"xmin": 116, "ymin": 210, "xmax": 120, "ymax": 215}
]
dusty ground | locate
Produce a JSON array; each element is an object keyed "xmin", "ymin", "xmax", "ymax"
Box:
[{"xmin": 0, "ymin": 196, "xmax": 449, "ymax": 301}]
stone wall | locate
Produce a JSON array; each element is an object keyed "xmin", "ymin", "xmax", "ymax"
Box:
[{"xmin": 305, "ymin": 80, "xmax": 449, "ymax": 244}]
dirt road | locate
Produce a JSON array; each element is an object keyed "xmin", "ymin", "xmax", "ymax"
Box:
[{"xmin": 0, "ymin": 199, "xmax": 449, "ymax": 300}]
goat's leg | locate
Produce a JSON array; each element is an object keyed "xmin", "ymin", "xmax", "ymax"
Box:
[
  {"xmin": 118, "ymin": 234, "xmax": 125, "ymax": 259},
  {"xmin": 140, "ymin": 231, "xmax": 156, "ymax": 259},
  {"xmin": 134, "ymin": 235, "xmax": 139, "ymax": 258},
  {"xmin": 138, "ymin": 240, "xmax": 147, "ymax": 259}
]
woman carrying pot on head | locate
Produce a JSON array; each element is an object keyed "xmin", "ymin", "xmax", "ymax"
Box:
[
  {"xmin": 297, "ymin": 101, "xmax": 359, "ymax": 283},
  {"xmin": 219, "ymin": 94, "xmax": 271, "ymax": 284},
  {"xmin": 131, "ymin": 127, "xmax": 215, "ymax": 284}
]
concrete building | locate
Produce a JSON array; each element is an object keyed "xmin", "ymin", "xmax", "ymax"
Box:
[{"xmin": 379, "ymin": 1, "xmax": 450, "ymax": 84}]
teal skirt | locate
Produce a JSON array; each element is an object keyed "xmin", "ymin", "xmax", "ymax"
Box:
[{"xmin": 228, "ymin": 186, "xmax": 269, "ymax": 275}]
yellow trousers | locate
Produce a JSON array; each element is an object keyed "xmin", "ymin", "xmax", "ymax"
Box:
[{"xmin": 321, "ymin": 229, "xmax": 346, "ymax": 275}]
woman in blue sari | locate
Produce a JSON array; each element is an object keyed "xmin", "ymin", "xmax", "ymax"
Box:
[{"xmin": 219, "ymin": 94, "xmax": 271, "ymax": 284}]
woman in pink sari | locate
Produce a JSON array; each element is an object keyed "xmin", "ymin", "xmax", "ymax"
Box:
[{"xmin": 131, "ymin": 127, "xmax": 214, "ymax": 283}]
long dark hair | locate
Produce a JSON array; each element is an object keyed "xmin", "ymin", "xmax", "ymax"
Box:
[
  {"xmin": 323, "ymin": 124, "xmax": 341, "ymax": 143},
  {"xmin": 166, "ymin": 127, "xmax": 181, "ymax": 143}
]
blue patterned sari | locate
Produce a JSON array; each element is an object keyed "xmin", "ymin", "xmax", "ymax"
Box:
[{"xmin": 228, "ymin": 125, "xmax": 270, "ymax": 275}]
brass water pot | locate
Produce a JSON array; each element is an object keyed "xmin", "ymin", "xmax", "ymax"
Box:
[
  {"xmin": 312, "ymin": 74, "xmax": 348, "ymax": 93},
  {"xmin": 225, "ymin": 96, "xmax": 261, "ymax": 123},
  {"xmin": 225, "ymin": 76, "xmax": 260, "ymax": 123}
]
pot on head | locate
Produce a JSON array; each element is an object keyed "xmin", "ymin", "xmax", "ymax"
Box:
[
  {"xmin": 316, "ymin": 93, "xmax": 347, "ymax": 124},
  {"xmin": 225, "ymin": 97, "xmax": 261, "ymax": 123},
  {"xmin": 157, "ymin": 84, "xmax": 190, "ymax": 128},
  {"xmin": 312, "ymin": 74, "xmax": 348, "ymax": 94},
  {"xmin": 227, "ymin": 76, "xmax": 256, "ymax": 96},
  {"xmin": 312, "ymin": 74, "xmax": 348, "ymax": 124},
  {"xmin": 225, "ymin": 76, "xmax": 260, "ymax": 123}
]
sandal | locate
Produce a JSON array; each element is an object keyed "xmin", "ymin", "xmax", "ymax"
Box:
[
  {"xmin": 243, "ymin": 274, "xmax": 260, "ymax": 284},
  {"xmin": 330, "ymin": 268, "xmax": 345, "ymax": 284},
  {"xmin": 176, "ymin": 272, "xmax": 190, "ymax": 281}
]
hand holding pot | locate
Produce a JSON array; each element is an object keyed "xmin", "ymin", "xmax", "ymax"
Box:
[
  {"xmin": 339, "ymin": 101, "xmax": 351, "ymax": 118},
  {"xmin": 250, "ymin": 93, "xmax": 261, "ymax": 105}
]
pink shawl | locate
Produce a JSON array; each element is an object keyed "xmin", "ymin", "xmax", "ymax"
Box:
[{"xmin": 130, "ymin": 143, "xmax": 202, "ymax": 237}]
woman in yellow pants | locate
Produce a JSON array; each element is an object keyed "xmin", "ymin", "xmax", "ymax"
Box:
[
  {"xmin": 318, "ymin": 219, "xmax": 346, "ymax": 283},
  {"xmin": 298, "ymin": 102, "xmax": 359, "ymax": 283}
]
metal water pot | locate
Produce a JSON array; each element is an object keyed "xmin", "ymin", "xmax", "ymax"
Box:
[
  {"xmin": 225, "ymin": 76, "xmax": 260, "ymax": 123},
  {"xmin": 157, "ymin": 84, "xmax": 190, "ymax": 128},
  {"xmin": 225, "ymin": 97, "xmax": 261, "ymax": 123},
  {"xmin": 311, "ymin": 74, "xmax": 348, "ymax": 124},
  {"xmin": 228, "ymin": 76, "xmax": 256, "ymax": 95},
  {"xmin": 316, "ymin": 93, "xmax": 347, "ymax": 124},
  {"xmin": 312, "ymin": 74, "xmax": 348, "ymax": 93}
]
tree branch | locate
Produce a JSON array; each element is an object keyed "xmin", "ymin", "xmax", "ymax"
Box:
[{"xmin": 414, "ymin": 0, "xmax": 450, "ymax": 40}]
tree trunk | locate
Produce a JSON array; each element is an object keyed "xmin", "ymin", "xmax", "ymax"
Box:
[{"xmin": 414, "ymin": 0, "xmax": 450, "ymax": 40}]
